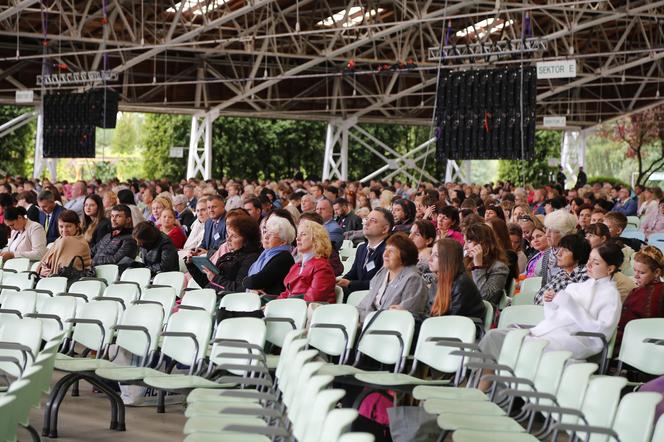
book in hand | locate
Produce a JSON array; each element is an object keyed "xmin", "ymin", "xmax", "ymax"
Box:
[{"xmin": 191, "ymin": 256, "xmax": 220, "ymax": 275}]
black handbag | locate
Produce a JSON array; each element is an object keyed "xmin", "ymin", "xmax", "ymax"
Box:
[{"xmin": 57, "ymin": 255, "xmax": 95, "ymax": 287}]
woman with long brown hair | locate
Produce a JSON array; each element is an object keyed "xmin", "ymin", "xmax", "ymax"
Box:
[
  {"xmin": 424, "ymin": 238, "xmax": 485, "ymax": 319},
  {"xmin": 464, "ymin": 222, "xmax": 510, "ymax": 305}
]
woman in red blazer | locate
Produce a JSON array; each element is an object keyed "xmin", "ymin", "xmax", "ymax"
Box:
[{"xmin": 279, "ymin": 219, "xmax": 337, "ymax": 303}]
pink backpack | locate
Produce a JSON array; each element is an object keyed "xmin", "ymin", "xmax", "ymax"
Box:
[{"xmin": 358, "ymin": 392, "xmax": 393, "ymax": 426}]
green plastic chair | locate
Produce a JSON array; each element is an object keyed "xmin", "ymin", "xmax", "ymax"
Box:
[
  {"xmin": 626, "ymin": 216, "xmax": 640, "ymax": 229},
  {"xmin": 346, "ymin": 289, "xmax": 369, "ymax": 307},
  {"xmin": 0, "ymin": 290, "xmax": 37, "ymax": 320},
  {"xmin": 0, "ymin": 272, "xmax": 35, "ymax": 304},
  {"xmin": 263, "ymin": 298, "xmax": 307, "ymax": 366},
  {"xmin": 355, "ymin": 315, "xmax": 477, "ymax": 389},
  {"xmin": 62, "ymin": 279, "xmax": 105, "ymax": 311},
  {"xmin": 453, "ymin": 429, "xmax": 537, "ymax": 442},
  {"xmin": 34, "ymin": 276, "xmax": 69, "ymax": 308},
  {"xmin": 338, "ymin": 434, "xmax": 375, "ymax": 442},
  {"xmin": 179, "ymin": 289, "xmax": 217, "ymax": 314},
  {"xmin": 513, "ymin": 277, "xmax": 542, "ymax": 306},
  {"xmin": 622, "ymin": 230, "xmax": 645, "ymax": 241},
  {"xmin": 0, "ymin": 317, "xmax": 43, "ymax": 378},
  {"xmin": 497, "ymin": 305, "xmax": 544, "ymax": 329},
  {"xmin": 6, "ymin": 367, "xmax": 46, "ymax": 441},
  {"xmin": 652, "ymin": 414, "xmax": 664, "ymax": 442},
  {"xmin": 335, "ymin": 285, "xmax": 344, "ymax": 304},
  {"xmin": 118, "ymin": 267, "xmax": 151, "ymax": 291},
  {"xmin": 0, "ymin": 395, "xmax": 17, "ymax": 442},
  {"xmin": 309, "ymin": 303, "xmax": 359, "ymax": 364},
  {"xmin": 617, "ymin": 318, "xmax": 664, "ymax": 376},
  {"xmin": 137, "ymin": 286, "xmax": 177, "ymax": 326},
  {"xmin": 554, "ymin": 391, "xmax": 661, "ymax": 442},
  {"xmin": 149, "ymin": 271, "xmax": 185, "ymax": 297},
  {"xmin": 26, "ymin": 295, "xmax": 77, "ymax": 342},
  {"xmin": 342, "ymin": 256, "xmax": 356, "ymax": 275},
  {"xmin": 219, "ymin": 292, "xmax": 262, "ymax": 311},
  {"xmin": 95, "ymin": 264, "xmax": 119, "ymax": 285},
  {"xmin": 339, "ymin": 247, "xmax": 356, "ymax": 260},
  {"xmin": 319, "ymin": 409, "xmax": 359, "ymax": 442},
  {"xmin": 97, "ymin": 282, "xmax": 141, "ymax": 313},
  {"xmin": 3, "ymin": 257, "xmax": 30, "ymax": 273}
]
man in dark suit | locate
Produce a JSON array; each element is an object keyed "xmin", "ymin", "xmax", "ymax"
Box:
[
  {"xmin": 333, "ymin": 197, "xmax": 363, "ymax": 233},
  {"xmin": 188, "ymin": 195, "xmax": 226, "ymax": 258},
  {"xmin": 17, "ymin": 191, "xmax": 41, "ymax": 223},
  {"xmin": 37, "ymin": 190, "xmax": 64, "ymax": 244},
  {"xmin": 337, "ymin": 207, "xmax": 394, "ymax": 299}
]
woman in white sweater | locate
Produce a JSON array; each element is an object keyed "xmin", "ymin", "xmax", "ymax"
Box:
[
  {"xmin": 480, "ymin": 242, "xmax": 624, "ymax": 362},
  {"xmin": 1, "ymin": 206, "xmax": 47, "ymax": 261}
]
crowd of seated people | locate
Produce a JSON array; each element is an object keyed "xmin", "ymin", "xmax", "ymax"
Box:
[{"xmin": 0, "ymin": 174, "xmax": 663, "ymax": 428}]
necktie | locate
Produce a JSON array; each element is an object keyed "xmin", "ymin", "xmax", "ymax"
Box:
[
  {"xmin": 45, "ymin": 214, "xmax": 51, "ymax": 231},
  {"xmin": 364, "ymin": 247, "xmax": 374, "ymax": 269}
]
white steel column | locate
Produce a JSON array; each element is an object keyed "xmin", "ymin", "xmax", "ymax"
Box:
[
  {"xmin": 322, "ymin": 118, "xmax": 353, "ymax": 181},
  {"xmin": 187, "ymin": 111, "xmax": 216, "ymax": 180},
  {"xmin": 561, "ymin": 130, "xmax": 587, "ymax": 186},
  {"xmin": 444, "ymin": 160, "xmax": 471, "ymax": 184}
]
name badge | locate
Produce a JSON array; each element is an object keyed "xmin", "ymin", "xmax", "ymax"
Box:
[
  {"xmin": 365, "ymin": 261, "xmax": 376, "ymax": 272},
  {"xmin": 213, "ymin": 233, "xmax": 220, "ymax": 240}
]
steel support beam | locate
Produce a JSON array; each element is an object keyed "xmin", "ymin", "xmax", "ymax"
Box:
[
  {"xmin": 0, "ymin": 0, "xmax": 40, "ymax": 23},
  {"xmin": 186, "ymin": 113, "xmax": 215, "ymax": 180},
  {"xmin": 0, "ymin": 110, "xmax": 35, "ymax": 138}
]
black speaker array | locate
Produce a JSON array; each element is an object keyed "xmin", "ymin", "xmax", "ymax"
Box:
[
  {"xmin": 42, "ymin": 89, "xmax": 118, "ymax": 158},
  {"xmin": 435, "ymin": 67, "xmax": 537, "ymax": 161}
]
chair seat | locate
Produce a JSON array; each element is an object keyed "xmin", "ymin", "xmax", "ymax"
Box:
[
  {"xmin": 437, "ymin": 413, "xmax": 523, "ymax": 432},
  {"xmin": 54, "ymin": 358, "xmax": 116, "ymax": 372},
  {"xmin": 354, "ymin": 373, "xmax": 452, "ymax": 387},
  {"xmin": 184, "ymin": 431, "xmax": 270, "ymax": 442},
  {"xmin": 185, "ymin": 400, "xmax": 262, "ymax": 418},
  {"xmin": 425, "ymin": 398, "xmax": 505, "ymax": 416},
  {"xmin": 143, "ymin": 374, "xmax": 237, "ymax": 391},
  {"xmin": 413, "ymin": 386, "xmax": 486, "ymax": 401},
  {"xmin": 187, "ymin": 388, "xmax": 267, "ymax": 404},
  {"xmin": 453, "ymin": 429, "xmax": 536, "ymax": 442},
  {"xmin": 318, "ymin": 364, "xmax": 390, "ymax": 377},
  {"xmin": 183, "ymin": 415, "xmax": 267, "ymax": 435},
  {"xmin": 95, "ymin": 366, "xmax": 163, "ymax": 381},
  {"xmin": 55, "ymin": 354, "xmax": 74, "ymax": 361}
]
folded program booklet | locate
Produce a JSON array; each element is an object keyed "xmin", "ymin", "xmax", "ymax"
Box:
[{"xmin": 191, "ymin": 256, "xmax": 220, "ymax": 275}]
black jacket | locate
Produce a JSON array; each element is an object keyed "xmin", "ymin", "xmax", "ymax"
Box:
[
  {"xmin": 92, "ymin": 228, "xmax": 139, "ymax": 266},
  {"xmin": 187, "ymin": 246, "xmax": 262, "ymax": 293},
  {"xmin": 88, "ymin": 218, "xmax": 112, "ymax": 249},
  {"xmin": 242, "ymin": 250, "xmax": 295, "ymax": 296},
  {"xmin": 178, "ymin": 208, "xmax": 196, "ymax": 232},
  {"xmin": 336, "ymin": 212, "xmax": 363, "ymax": 233},
  {"xmin": 26, "ymin": 204, "xmax": 40, "ymax": 223},
  {"xmin": 140, "ymin": 233, "xmax": 179, "ymax": 276},
  {"xmin": 342, "ymin": 240, "xmax": 386, "ymax": 296}
]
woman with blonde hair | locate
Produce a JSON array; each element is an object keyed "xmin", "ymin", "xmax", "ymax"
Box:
[
  {"xmin": 278, "ymin": 219, "xmax": 336, "ymax": 303},
  {"xmin": 149, "ymin": 196, "xmax": 173, "ymax": 224}
]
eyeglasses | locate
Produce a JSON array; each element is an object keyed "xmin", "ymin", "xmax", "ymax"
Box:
[{"xmin": 517, "ymin": 215, "xmax": 532, "ymax": 221}]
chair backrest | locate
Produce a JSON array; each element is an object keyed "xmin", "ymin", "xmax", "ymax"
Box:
[
  {"xmin": 263, "ymin": 298, "xmax": 308, "ymax": 347},
  {"xmin": 652, "ymin": 414, "xmax": 664, "ymax": 442},
  {"xmin": 218, "ymin": 292, "xmax": 261, "ymax": 312},
  {"xmin": 346, "ymin": 290, "xmax": 369, "ymax": 307},
  {"xmin": 319, "ymin": 409, "xmax": 359, "ymax": 442},
  {"xmin": 280, "ymin": 349, "xmax": 320, "ymax": 401},
  {"xmin": 335, "ymin": 285, "xmax": 344, "ymax": 304},
  {"xmin": 289, "ymin": 374, "xmax": 335, "ymax": 436},
  {"xmin": 0, "ymin": 290, "xmax": 37, "ymax": 319},
  {"xmin": 514, "ymin": 277, "xmax": 542, "ymax": 305},
  {"xmin": 342, "ymin": 257, "xmax": 355, "ymax": 275},
  {"xmin": 606, "ymin": 392, "xmax": 662, "ymax": 442},
  {"xmin": 511, "ymin": 338, "xmax": 549, "ymax": 383},
  {"xmin": 71, "ymin": 300, "xmax": 119, "ymax": 354},
  {"xmin": 497, "ymin": 305, "xmax": 544, "ymax": 329},
  {"xmin": 0, "ymin": 317, "xmax": 42, "ymax": 377},
  {"xmin": 35, "ymin": 276, "xmax": 68, "ymax": 296},
  {"xmin": 103, "ymin": 283, "xmax": 141, "ymax": 310},
  {"xmin": 618, "ymin": 318, "xmax": 664, "ymax": 375},
  {"xmin": 0, "ymin": 395, "xmax": 17, "ymax": 442},
  {"xmin": 554, "ymin": 363, "xmax": 598, "ymax": 416},
  {"xmin": 68, "ymin": 279, "xmax": 105, "ymax": 301},
  {"xmin": 482, "ymin": 300, "xmax": 494, "ymax": 331},
  {"xmin": 621, "ymin": 230, "xmax": 645, "ymax": 241},
  {"xmin": 577, "ymin": 376, "xmax": 627, "ymax": 436},
  {"xmin": 160, "ymin": 309, "xmax": 212, "ymax": 369},
  {"xmin": 339, "ymin": 247, "xmax": 356, "ymax": 259},
  {"xmin": 495, "ymin": 329, "xmax": 530, "ymax": 372},
  {"xmin": 31, "ymin": 295, "xmax": 77, "ymax": 342},
  {"xmin": 274, "ymin": 330, "xmax": 307, "ymax": 381},
  {"xmin": 186, "ymin": 277, "xmax": 202, "ymax": 289},
  {"xmin": 3, "ymin": 257, "xmax": 30, "ymax": 273},
  {"xmin": 357, "ymin": 310, "xmax": 415, "ymax": 369},
  {"xmin": 115, "ymin": 303, "xmax": 164, "ymax": 361},
  {"xmin": 152, "ymin": 271, "xmax": 185, "ymax": 296},
  {"xmin": 209, "ymin": 317, "xmax": 266, "ymax": 375},
  {"xmin": 140, "ymin": 286, "xmax": 177, "ymax": 325},
  {"xmin": 119, "ymin": 267, "xmax": 151, "ymax": 289},
  {"xmin": 626, "ymin": 215, "xmax": 640, "ymax": 228},
  {"xmin": 341, "ymin": 240, "xmax": 354, "ymax": 250},
  {"xmin": 531, "ymin": 351, "xmax": 573, "ymax": 399},
  {"xmin": 309, "ymin": 304, "xmax": 359, "ymax": 362},
  {"xmin": 180, "ymin": 289, "xmax": 217, "ymax": 314},
  {"xmin": 414, "ymin": 316, "xmax": 476, "ymax": 374},
  {"xmin": 299, "ymin": 389, "xmax": 347, "ymax": 442},
  {"xmin": 95, "ymin": 264, "xmax": 119, "ymax": 285},
  {"xmin": 0, "ymin": 272, "xmax": 35, "ymax": 304}
]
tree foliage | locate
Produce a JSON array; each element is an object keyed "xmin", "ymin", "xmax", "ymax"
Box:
[
  {"xmin": 597, "ymin": 105, "xmax": 664, "ymax": 187},
  {"xmin": 497, "ymin": 131, "xmax": 562, "ymax": 187},
  {"xmin": 141, "ymin": 113, "xmax": 190, "ymax": 181},
  {"xmin": 0, "ymin": 106, "xmax": 36, "ymax": 177}
]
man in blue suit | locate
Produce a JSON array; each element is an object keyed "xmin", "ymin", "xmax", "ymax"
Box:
[
  {"xmin": 37, "ymin": 190, "xmax": 64, "ymax": 244},
  {"xmin": 337, "ymin": 208, "xmax": 394, "ymax": 299},
  {"xmin": 316, "ymin": 198, "xmax": 344, "ymax": 250},
  {"xmin": 192, "ymin": 195, "xmax": 226, "ymax": 258}
]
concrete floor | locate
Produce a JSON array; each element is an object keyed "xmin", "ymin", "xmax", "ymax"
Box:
[{"xmin": 24, "ymin": 372, "xmax": 187, "ymax": 442}]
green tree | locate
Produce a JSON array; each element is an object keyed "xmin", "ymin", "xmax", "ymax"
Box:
[
  {"xmin": 111, "ymin": 113, "xmax": 140, "ymax": 155},
  {"xmin": 497, "ymin": 131, "xmax": 562, "ymax": 187},
  {"xmin": 0, "ymin": 106, "xmax": 36, "ymax": 177},
  {"xmin": 141, "ymin": 113, "xmax": 190, "ymax": 180}
]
